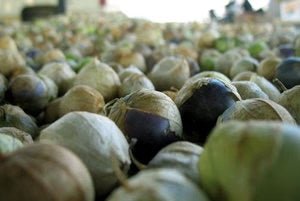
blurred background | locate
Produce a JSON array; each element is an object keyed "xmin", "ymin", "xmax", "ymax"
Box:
[{"xmin": 0, "ymin": 0, "xmax": 299, "ymax": 23}]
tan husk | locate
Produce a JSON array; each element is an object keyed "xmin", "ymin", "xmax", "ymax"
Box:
[
  {"xmin": 250, "ymin": 74, "xmax": 281, "ymax": 102},
  {"xmin": 175, "ymin": 77, "xmax": 241, "ymax": 108},
  {"xmin": 104, "ymin": 89, "xmax": 182, "ymax": 137},
  {"xmin": 0, "ymin": 50, "xmax": 26, "ymax": 76},
  {"xmin": 0, "ymin": 127, "xmax": 33, "ymax": 144},
  {"xmin": 119, "ymin": 74, "xmax": 155, "ymax": 97},
  {"xmin": 232, "ymin": 81, "xmax": 269, "ymax": 100},
  {"xmin": 0, "ymin": 143, "xmax": 95, "ymax": 201},
  {"xmin": 59, "ymin": 85, "xmax": 105, "ymax": 116},
  {"xmin": 39, "ymin": 112, "xmax": 131, "ymax": 196},
  {"xmin": 147, "ymin": 56, "xmax": 190, "ymax": 91},
  {"xmin": 106, "ymin": 168, "xmax": 209, "ymax": 201},
  {"xmin": 0, "ymin": 134, "xmax": 23, "ymax": 154},
  {"xmin": 74, "ymin": 58, "xmax": 120, "ymax": 101},
  {"xmin": 278, "ymin": 86, "xmax": 300, "ymax": 124},
  {"xmin": 218, "ymin": 98, "xmax": 296, "ymax": 124},
  {"xmin": 38, "ymin": 61, "xmax": 76, "ymax": 95}
]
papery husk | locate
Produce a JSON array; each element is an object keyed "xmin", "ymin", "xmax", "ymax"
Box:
[
  {"xmin": 250, "ymin": 74, "xmax": 281, "ymax": 102},
  {"xmin": 118, "ymin": 52, "xmax": 146, "ymax": 73},
  {"xmin": 232, "ymin": 71, "xmax": 256, "ymax": 81},
  {"xmin": 0, "ymin": 143, "xmax": 95, "ymax": 201},
  {"xmin": 0, "ymin": 50, "xmax": 26, "ymax": 77},
  {"xmin": 106, "ymin": 168, "xmax": 209, "ymax": 201},
  {"xmin": 43, "ymin": 97, "xmax": 62, "ymax": 124},
  {"xmin": 188, "ymin": 71, "xmax": 231, "ymax": 85},
  {"xmin": 38, "ymin": 61, "xmax": 76, "ymax": 95},
  {"xmin": 175, "ymin": 78, "xmax": 241, "ymax": 112},
  {"xmin": 199, "ymin": 121, "xmax": 300, "ymax": 201},
  {"xmin": 0, "ymin": 36, "xmax": 18, "ymax": 52},
  {"xmin": 39, "ymin": 48, "xmax": 66, "ymax": 65},
  {"xmin": 0, "ymin": 104, "xmax": 38, "ymax": 138},
  {"xmin": 278, "ymin": 86, "xmax": 300, "ymax": 124},
  {"xmin": 105, "ymin": 89, "xmax": 182, "ymax": 139},
  {"xmin": 119, "ymin": 74, "xmax": 155, "ymax": 97},
  {"xmin": 230, "ymin": 57, "xmax": 259, "ymax": 79},
  {"xmin": 39, "ymin": 112, "xmax": 131, "ymax": 196},
  {"xmin": 232, "ymin": 81, "xmax": 269, "ymax": 100},
  {"xmin": 218, "ymin": 98, "xmax": 296, "ymax": 124},
  {"xmin": 10, "ymin": 67, "xmax": 36, "ymax": 80},
  {"xmin": 199, "ymin": 49, "xmax": 221, "ymax": 71},
  {"xmin": 0, "ymin": 134, "xmax": 23, "ymax": 154},
  {"xmin": 148, "ymin": 56, "xmax": 190, "ymax": 91},
  {"xmin": 74, "ymin": 59, "xmax": 121, "ymax": 101},
  {"xmin": 59, "ymin": 85, "xmax": 105, "ymax": 116},
  {"xmin": 118, "ymin": 66, "xmax": 144, "ymax": 82},
  {"xmin": 214, "ymin": 50, "xmax": 242, "ymax": 77},
  {"xmin": 257, "ymin": 57, "xmax": 282, "ymax": 81},
  {"xmin": 148, "ymin": 141, "xmax": 203, "ymax": 184},
  {"xmin": 0, "ymin": 127, "xmax": 33, "ymax": 144},
  {"xmin": 104, "ymin": 89, "xmax": 183, "ymax": 163},
  {"xmin": 7, "ymin": 74, "xmax": 58, "ymax": 115}
]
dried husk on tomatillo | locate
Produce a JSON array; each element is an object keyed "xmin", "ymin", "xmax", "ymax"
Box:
[
  {"xmin": 39, "ymin": 112, "xmax": 131, "ymax": 196},
  {"xmin": 106, "ymin": 168, "xmax": 209, "ymax": 201},
  {"xmin": 0, "ymin": 104, "xmax": 38, "ymax": 138},
  {"xmin": 250, "ymin": 74, "xmax": 281, "ymax": 102},
  {"xmin": 278, "ymin": 86, "xmax": 300, "ymax": 124},
  {"xmin": 119, "ymin": 74, "xmax": 155, "ymax": 97},
  {"xmin": 188, "ymin": 71, "xmax": 231, "ymax": 85},
  {"xmin": 118, "ymin": 52, "xmax": 147, "ymax": 73},
  {"xmin": 104, "ymin": 89, "xmax": 183, "ymax": 163},
  {"xmin": 74, "ymin": 59, "xmax": 120, "ymax": 101},
  {"xmin": 6, "ymin": 74, "xmax": 58, "ymax": 115},
  {"xmin": 118, "ymin": 66, "xmax": 144, "ymax": 82},
  {"xmin": 0, "ymin": 49, "xmax": 26, "ymax": 77},
  {"xmin": 38, "ymin": 48, "xmax": 66, "ymax": 65},
  {"xmin": 230, "ymin": 57, "xmax": 259, "ymax": 79},
  {"xmin": 199, "ymin": 121, "xmax": 300, "ymax": 201},
  {"xmin": 43, "ymin": 97, "xmax": 62, "ymax": 123},
  {"xmin": 59, "ymin": 85, "xmax": 105, "ymax": 117},
  {"xmin": 38, "ymin": 61, "xmax": 76, "ymax": 95},
  {"xmin": 175, "ymin": 78, "xmax": 241, "ymax": 144},
  {"xmin": 148, "ymin": 141, "xmax": 203, "ymax": 184},
  {"xmin": 257, "ymin": 57, "xmax": 282, "ymax": 81},
  {"xmin": 0, "ymin": 36, "xmax": 18, "ymax": 52},
  {"xmin": 148, "ymin": 56, "xmax": 190, "ymax": 91},
  {"xmin": 0, "ymin": 134, "xmax": 23, "ymax": 154},
  {"xmin": 215, "ymin": 50, "xmax": 242, "ymax": 77},
  {"xmin": 232, "ymin": 71, "xmax": 256, "ymax": 81},
  {"xmin": 0, "ymin": 127, "xmax": 33, "ymax": 144},
  {"xmin": 0, "ymin": 143, "xmax": 95, "ymax": 201},
  {"xmin": 232, "ymin": 81, "xmax": 269, "ymax": 100},
  {"xmin": 218, "ymin": 98, "xmax": 296, "ymax": 124}
]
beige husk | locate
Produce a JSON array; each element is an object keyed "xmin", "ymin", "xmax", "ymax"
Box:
[
  {"xmin": 39, "ymin": 112, "xmax": 131, "ymax": 196},
  {"xmin": 232, "ymin": 81, "xmax": 269, "ymax": 100},
  {"xmin": 74, "ymin": 58, "xmax": 121, "ymax": 101},
  {"xmin": 0, "ymin": 50, "xmax": 26, "ymax": 76},
  {"xmin": 0, "ymin": 127, "xmax": 33, "ymax": 144},
  {"xmin": 119, "ymin": 74, "xmax": 155, "ymax": 97},
  {"xmin": 278, "ymin": 86, "xmax": 300, "ymax": 124},
  {"xmin": 0, "ymin": 134, "xmax": 23, "ymax": 154},
  {"xmin": 104, "ymin": 89, "xmax": 182, "ymax": 137},
  {"xmin": 59, "ymin": 85, "xmax": 105, "ymax": 116},
  {"xmin": 38, "ymin": 62, "xmax": 76, "ymax": 94},
  {"xmin": 218, "ymin": 98, "xmax": 296, "ymax": 124},
  {"xmin": 175, "ymin": 77, "xmax": 241, "ymax": 108},
  {"xmin": 0, "ymin": 143, "xmax": 95, "ymax": 201},
  {"xmin": 148, "ymin": 56, "xmax": 190, "ymax": 91}
]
